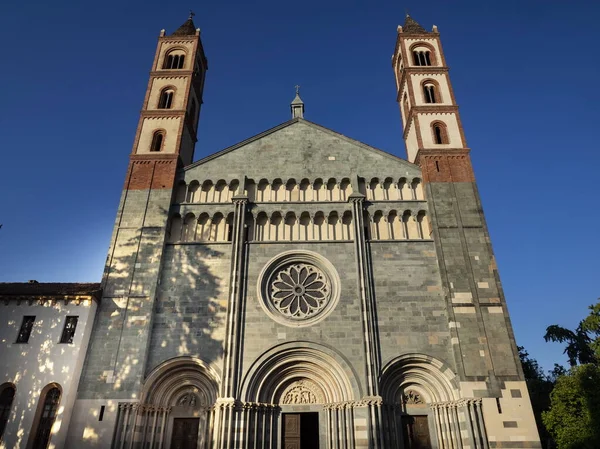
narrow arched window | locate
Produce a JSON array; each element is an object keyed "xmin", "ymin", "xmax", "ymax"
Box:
[
  {"xmin": 158, "ymin": 89, "xmax": 174, "ymax": 109},
  {"xmin": 150, "ymin": 131, "xmax": 164, "ymax": 152},
  {"xmin": 423, "ymin": 84, "xmax": 437, "ymax": 103},
  {"xmin": 432, "ymin": 122, "xmax": 448, "ymax": 144},
  {"xmin": 164, "ymin": 53, "xmax": 185, "ymax": 69},
  {"xmin": 226, "ymin": 213, "xmax": 234, "ymax": 242},
  {"xmin": 0, "ymin": 385, "xmax": 15, "ymax": 439},
  {"xmin": 31, "ymin": 387, "xmax": 61, "ymax": 449},
  {"xmin": 413, "ymin": 50, "xmax": 432, "ymax": 66}
]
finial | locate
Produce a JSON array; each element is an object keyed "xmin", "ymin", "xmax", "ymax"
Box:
[
  {"xmin": 291, "ymin": 86, "xmax": 304, "ymax": 119},
  {"xmin": 405, "ymin": 9, "xmax": 410, "ymax": 17},
  {"xmin": 189, "ymin": 10, "xmax": 195, "ymax": 20}
]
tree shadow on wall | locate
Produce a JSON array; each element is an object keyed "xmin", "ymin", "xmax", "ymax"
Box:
[
  {"xmin": 147, "ymin": 241, "xmax": 227, "ymax": 374},
  {"xmin": 89, "ymin": 204, "xmax": 227, "ymax": 384},
  {"xmin": 68, "ymin": 204, "xmax": 228, "ymax": 444}
]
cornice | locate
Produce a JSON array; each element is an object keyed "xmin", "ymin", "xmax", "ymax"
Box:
[
  {"xmin": 150, "ymin": 70, "xmax": 193, "ymax": 78},
  {"xmin": 402, "ymin": 33, "xmax": 440, "ymax": 39},
  {"xmin": 159, "ymin": 36, "xmax": 198, "ymax": 43},
  {"xmin": 414, "ymin": 148, "xmax": 471, "ymax": 165},
  {"xmin": 140, "ymin": 110, "xmax": 186, "ymax": 119},
  {"xmin": 130, "ymin": 153, "xmax": 179, "ymax": 162},
  {"xmin": 1, "ymin": 294, "xmax": 100, "ymax": 306},
  {"xmin": 413, "ymin": 105, "xmax": 459, "ymax": 114},
  {"xmin": 402, "ymin": 105, "xmax": 459, "ymax": 141},
  {"xmin": 398, "ymin": 67, "xmax": 449, "ymax": 99}
]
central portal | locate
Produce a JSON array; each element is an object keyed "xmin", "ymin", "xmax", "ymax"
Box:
[{"xmin": 282, "ymin": 412, "xmax": 319, "ymax": 449}]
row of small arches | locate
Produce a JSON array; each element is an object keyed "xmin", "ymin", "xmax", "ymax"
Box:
[
  {"xmin": 361, "ymin": 177, "xmax": 423, "ymax": 201},
  {"xmin": 175, "ymin": 180, "xmax": 240, "ymax": 204},
  {"xmin": 174, "ymin": 177, "xmax": 424, "ymax": 204},
  {"xmin": 370, "ymin": 210, "xmax": 430, "ymax": 240},
  {"xmin": 167, "ymin": 210, "xmax": 430, "ymax": 243}
]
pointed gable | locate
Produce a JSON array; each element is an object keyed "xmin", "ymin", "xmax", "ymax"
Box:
[{"xmin": 182, "ymin": 119, "xmax": 420, "ymax": 183}]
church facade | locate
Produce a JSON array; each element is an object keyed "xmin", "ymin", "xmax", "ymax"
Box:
[{"xmin": 0, "ymin": 15, "xmax": 541, "ymax": 449}]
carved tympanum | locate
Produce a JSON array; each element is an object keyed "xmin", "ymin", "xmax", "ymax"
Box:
[
  {"xmin": 281, "ymin": 380, "xmax": 322, "ymax": 405},
  {"xmin": 402, "ymin": 390, "xmax": 424, "ymax": 405},
  {"xmin": 177, "ymin": 393, "xmax": 198, "ymax": 407}
]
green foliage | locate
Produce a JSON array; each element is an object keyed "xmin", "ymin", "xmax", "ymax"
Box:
[
  {"xmin": 581, "ymin": 302, "xmax": 600, "ymax": 360},
  {"xmin": 541, "ymin": 299, "xmax": 600, "ymax": 449},
  {"xmin": 544, "ymin": 300, "xmax": 600, "ymax": 367},
  {"xmin": 542, "ymin": 364, "xmax": 600, "ymax": 449},
  {"xmin": 519, "ymin": 346, "xmax": 555, "ymax": 448},
  {"xmin": 519, "ymin": 346, "xmax": 546, "ymax": 380}
]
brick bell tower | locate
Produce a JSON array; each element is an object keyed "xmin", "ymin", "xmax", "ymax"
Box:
[
  {"xmin": 393, "ymin": 15, "xmax": 541, "ymax": 446},
  {"xmin": 71, "ymin": 14, "xmax": 207, "ymax": 437}
]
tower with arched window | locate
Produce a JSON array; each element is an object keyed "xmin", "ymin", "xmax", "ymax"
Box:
[
  {"xmin": 72, "ymin": 14, "xmax": 210, "ymax": 446},
  {"xmin": 392, "ymin": 15, "xmax": 541, "ymax": 449},
  {"xmin": 393, "ymin": 15, "xmax": 466, "ymax": 162}
]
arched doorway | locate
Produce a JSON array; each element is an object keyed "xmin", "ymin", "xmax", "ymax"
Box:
[
  {"xmin": 380, "ymin": 354, "xmax": 461, "ymax": 449},
  {"xmin": 112, "ymin": 357, "xmax": 219, "ymax": 449},
  {"xmin": 240, "ymin": 342, "xmax": 359, "ymax": 449}
]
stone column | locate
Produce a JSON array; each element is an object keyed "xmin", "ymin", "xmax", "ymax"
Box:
[
  {"xmin": 216, "ymin": 195, "xmax": 248, "ymax": 447},
  {"xmin": 222, "ymin": 194, "xmax": 248, "ymax": 397},
  {"xmin": 112, "ymin": 402, "xmax": 139, "ymax": 449},
  {"xmin": 350, "ymin": 193, "xmax": 383, "ymax": 448},
  {"xmin": 156, "ymin": 406, "xmax": 171, "ymax": 449},
  {"xmin": 459, "ymin": 399, "xmax": 489, "ymax": 449}
]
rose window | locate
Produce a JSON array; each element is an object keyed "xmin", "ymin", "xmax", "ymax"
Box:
[
  {"xmin": 258, "ymin": 250, "xmax": 340, "ymax": 327},
  {"xmin": 271, "ymin": 263, "xmax": 330, "ymax": 319}
]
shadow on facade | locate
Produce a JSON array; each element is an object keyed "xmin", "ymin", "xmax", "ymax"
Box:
[{"xmin": 2, "ymin": 299, "xmax": 92, "ymax": 448}]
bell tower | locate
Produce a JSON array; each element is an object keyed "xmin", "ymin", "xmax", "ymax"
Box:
[
  {"xmin": 69, "ymin": 16, "xmax": 208, "ymax": 444},
  {"xmin": 393, "ymin": 15, "xmax": 541, "ymax": 446},
  {"xmin": 393, "ymin": 15, "xmax": 471, "ymax": 181},
  {"xmin": 130, "ymin": 12, "xmax": 207, "ymax": 176}
]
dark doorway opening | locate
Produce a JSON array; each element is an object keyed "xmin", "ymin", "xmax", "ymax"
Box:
[
  {"xmin": 402, "ymin": 415, "xmax": 432, "ymax": 449},
  {"xmin": 282, "ymin": 412, "xmax": 319, "ymax": 449},
  {"xmin": 171, "ymin": 418, "xmax": 200, "ymax": 449}
]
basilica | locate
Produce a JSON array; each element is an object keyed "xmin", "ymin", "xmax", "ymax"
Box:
[{"xmin": 0, "ymin": 14, "xmax": 541, "ymax": 449}]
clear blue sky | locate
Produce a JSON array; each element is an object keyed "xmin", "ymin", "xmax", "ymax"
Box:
[{"xmin": 1, "ymin": 0, "xmax": 598, "ymax": 371}]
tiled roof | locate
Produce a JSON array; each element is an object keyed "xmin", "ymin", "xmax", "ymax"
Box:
[
  {"xmin": 0, "ymin": 282, "xmax": 101, "ymax": 297},
  {"xmin": 403, "ymin": 15, "xmax": 429, "ymax": 34},
  {"xmin": 171, "ymin": 18, "xmax": 197, "ymax": 36}
]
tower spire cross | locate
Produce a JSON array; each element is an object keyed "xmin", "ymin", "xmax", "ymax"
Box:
[
  {"xmin": 189, "ymin": 10, "xmax": 195, "ymax": 19},
  {"xmin": 295, "ymin": 84, "xmax": 300, "ymax": 95}
]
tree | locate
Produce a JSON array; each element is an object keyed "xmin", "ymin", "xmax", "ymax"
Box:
[
  {"xmin": 542, "ymin": 299, "xmax": 600, "ymax": 449},
  {"xmin": 544, "ymin": 301, "xmax": 600, "ymax": 367},
  {"xmin": 542, "ymin": 364, "xmax": 600, "ymax": 449}
]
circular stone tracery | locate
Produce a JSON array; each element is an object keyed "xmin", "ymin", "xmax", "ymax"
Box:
[
  {"xmin": 258, "ymin": 251, "xmax": 340, "ymax": 327},
  {"xmin": 271, "ymin": 263, "xmax": 330, "ymax": 319}
]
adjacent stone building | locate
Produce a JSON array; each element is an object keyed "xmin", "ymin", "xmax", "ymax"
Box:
[{"xmin": 0, "ymin": 14, "xmax": 541, "ymax": 449}]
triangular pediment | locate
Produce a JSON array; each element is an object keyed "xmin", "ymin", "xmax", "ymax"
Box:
[{"xmin": 183, "ymin": 118, "xmax": 419, "ymax": 182}]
